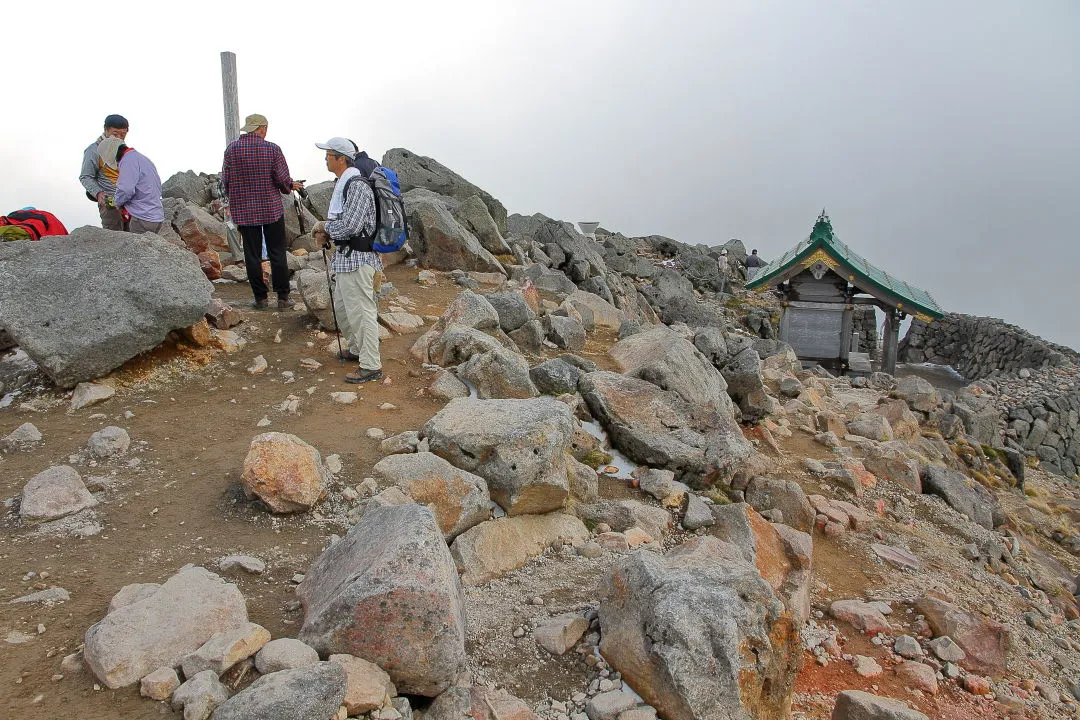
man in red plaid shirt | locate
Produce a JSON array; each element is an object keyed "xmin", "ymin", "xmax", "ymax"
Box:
[{"xmin": 221, "ymin": 113, "xmax": 304, "ymax": 309}]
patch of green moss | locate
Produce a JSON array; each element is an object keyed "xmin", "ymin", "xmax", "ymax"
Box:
[
  {"xmin": 980, "ymin": 445, "xmax": 1003, "ymax": 462},
  {"xmin": 581, "ymin": 449, "xmax": 614, "ymax": 470},
  {"xmin": 703, "ymin": 489, "xmax": 732, "ymax": 505}
]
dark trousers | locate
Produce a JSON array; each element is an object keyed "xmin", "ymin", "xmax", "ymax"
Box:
[{"xmin": 239, "ymin": 218, "xmax": 289, "ymax": 299}]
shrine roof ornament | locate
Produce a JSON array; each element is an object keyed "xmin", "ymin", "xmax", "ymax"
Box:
[{"xmin": 746, "ymin": 211, "xmax": 945, "ymax": 321}]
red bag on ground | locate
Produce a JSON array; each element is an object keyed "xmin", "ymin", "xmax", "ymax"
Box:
[{"xmin": 0, "ymin": 209, "xmax": 69, "ymax": 241}]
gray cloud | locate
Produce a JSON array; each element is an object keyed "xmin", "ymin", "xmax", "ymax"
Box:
[{"xmin": 3, "ymin": 0, "xmax": 1076, "ymax": 348}]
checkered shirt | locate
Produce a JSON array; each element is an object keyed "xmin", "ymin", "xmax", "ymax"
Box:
[
  {"xmin": 220, "ymin": 133, "xmax": 294, "ymax": 226},
  {"xmin": 327, "ymin": 175, "xmax": 381, "ymax": 274}
]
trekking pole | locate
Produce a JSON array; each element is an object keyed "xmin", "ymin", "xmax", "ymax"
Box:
[
  {"xmin": 321, "ymin": 243, "xmax": 345, "ymax": 363},
  {"xmin": 293, "ymin": 182, "xmax": 308, "ymax": 236}
]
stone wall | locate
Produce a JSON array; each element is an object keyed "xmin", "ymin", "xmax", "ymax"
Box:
[
  {"xmin": 899, "ymin": 313, "xmax": 1078, "ymax": 381},
  {"xmin": 1005, "ymin": 391, "xmax": 1080, "ymax": 478},
  {"xmin": 852, "ymin": 307, "xmax": 878, "ymax": 358}
]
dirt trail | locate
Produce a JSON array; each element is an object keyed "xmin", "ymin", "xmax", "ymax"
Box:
[{"xmin": 0, "ymin": 264, "xmax": 463, "ymax": 719}]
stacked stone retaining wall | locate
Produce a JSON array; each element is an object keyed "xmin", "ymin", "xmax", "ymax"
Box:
[
  {"xmin": 1003, "ymin": 390, "xmax": 1080, "ymax": 477},
  {"xmin": 899, "ymin": 313, "xmax": 1078, "ymax": 381}
]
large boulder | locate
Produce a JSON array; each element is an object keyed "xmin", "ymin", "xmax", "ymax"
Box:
[
  {"xmin": 19, "ymin": 465, "xmax": 97, "ymax": 521},
  {"xmin": 371, "ymin": 452, "xmax": 491, "ymax": 540},
  {"xmin": 83, "ymin": 566, "xmax": 247, "ymax": 689},
  {"xmin": 161, "ymin": 170, "xmax": 212, "ymax": 206},
  {"xmin": 295, "ymin": 268, "xmax": 336, "ymax": 330},
  {"xmin": 280, "ymin": 192, "xmax": 319, "ymax": 245},
  {"xmin": 456, "ymin": 347, "xmax": 539, "ymax": 399},
  {"xmin": 428, "ymin": 324, "xmax": 503, "ymax": 366},
  {"xmin": 173, "ymin": 202, "xmax": 229, "ymax": 254},
  {"xmin": 744, "ymin": 476, "xmax": 815, "ymax": 533},
  {"xmin": 599, "ymin": 536, "xmax": 801, "ymax": 720},
  {"xmin": 211, "ymin": 662, "xmax": 347, "ymax": 720},
  {"xmin": 486, "ymin": 291, "xmax": 536, "ymax": 333},
  {"xmin": 450, "ymin": 513, "xmax": 590, "ymax": 585},
  {"xmin": 439, "ymin": 290, "xmax": 500, "ymax": 331},
  {"xmin": 831, "ymin": 690, "xmax": 928, "ymax": 720},
  {"xmin": 579, "ymin": 370, "xmax": 754, "ymax": 486},
  {"xmin": 384, "ymin": 148, "xmax": 507, "ymax": 233},
  {"xmin": 241, "ymin": 433, "xmax": 330, "ymax": 514},
  {"xmin": 565, "ymin": 290, "xmax": 625, "ymax": 331},
  {"xmin": 0, "ymin": 229, "xmax": 213, "ymax": 388},
  {"xmin": 423, "ymin": 397, "xmax": 574, "ymax": 515},
  {"xmin": 896, "ymin": 375, "xmax": 939, "ymax": 413},
  {"xmin": 864, "ymin": 443, "xmax": 922, "ymax": 493},
  {"xmin": 297, "ymin": 504, "xmax": 466, "ymax": 696},
  {"xmin": 913, "ymin": 594, "xmax": 1010, "ymax": 677},
  {"xmin": 451, "ymin": 194, "xmax": 512, "ymax": 256},
  {"xmin": 302, "ymin": 180, "xmax": 335, "ymax": 220},
  {"xmin": 404, "ymin": 189, "xmax": 505, "ymax": 274},
  {"xmin": 609, "ymin": 326, "xmax": 732, "ymax": 414},
  {"xmin": 921, "ymin": 465, "xmax": 1002, "ymax": 529},
  {"xmin": 576, "ymin": 499, "xmax": 671, "ymax": 544},
  {"xmin": 709, "ymin": 503, "xmax": 813, "ymax": 623}
]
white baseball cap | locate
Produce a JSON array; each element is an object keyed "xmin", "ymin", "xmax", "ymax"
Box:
[{"xmin": 315, "ymin": 137, "xmax": 357, "ymax": 159}]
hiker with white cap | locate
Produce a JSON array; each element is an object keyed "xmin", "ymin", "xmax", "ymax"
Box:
[
  {"xmin": 79, "ymin": 114, "xmax": 129, "ymax": 230},
  {"xmin": 717, "ymin": 248, "xmax": 732, "ymax": 295},
  {"xmin": 220, "ymin": 113, "xmax": 304, "ymax": 309},
  {"xmin": 311, "ymin": 137, "xmax": 383, "ymax": 385}
]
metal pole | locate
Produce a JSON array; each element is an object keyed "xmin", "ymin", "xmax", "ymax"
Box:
[{"xmin": 221, "ymin": 51, "xmax": 240, "ymax": 146}]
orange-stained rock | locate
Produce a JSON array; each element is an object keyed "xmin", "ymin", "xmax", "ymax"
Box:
[
  {"xmin": 371, "ymin": 452, "xmax": 490, "ymax": 540},
  {"xmin": 241, "ymin": 433, "xmax": 329, "ymax": 514},
  {"xmin": 198, "ymin": 250, "xmax": 222, "ymax": 281},
  {"xmin": 709, "ymin": 503, "xmax": 812, "ymax": 624},
  {"xmin": 178, "ymin": 318, "xmax": 211, "ymax": 347}
]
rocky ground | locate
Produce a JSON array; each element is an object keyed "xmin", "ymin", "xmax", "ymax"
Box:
[{"xmin": 2, "ymin": 151, "xmax": 1079, "ymax": 720}]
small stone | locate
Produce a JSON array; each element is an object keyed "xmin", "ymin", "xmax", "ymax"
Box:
[
  {"xmin": 140, "ymin": 667, "xmax": 180, "ymax": 701},
  {"xmin": 87, "ymin": 426, "xmax": 131, "ymax": 458},
  {"xmin": 928, "ymin": 636, "xmax": 965, "ymax": 663},
  {"xmin": 248, "ymin": 355, "xmax": 268, "ymax": 374},
  {"xmin": 254, "ymin": 638, "xmax": 319, "ymax": 674},
  {"xmin": 218, "ymin": 555, "xmax": 266, "ymax": 575},
  {"xmin": 331, "ymin": 392, "xmax": 358, "ymax": 405},
  {"xmin": 256, "ymin": 416, "xmax": 271, "ymax": 427},
  {"xmin": 962, "ymin": 674, "xmax": 991, "ymax": 695},
  {"xmin": 893, "ymin": 635, "xmax": 923, "ymax": 659},
  {"xmin": 379, "ymin": 403, "xmax": 397, "ymax": 411},
  {"xmin": 70, "ymin": 383, "xmax": 115, "ymax": 410},
  {"xmin": 853, "ymin": 654, "xmax": 883, "ymax": 677},
  {"xmin": 1, "ymin": 422, "xmax": 43, "ymax": 450},
  {"xmin": 577, "ymin": 541, "xmax": 603, "ymax": 558},
  {"xmin": 895, "ymin": 660, "xmax": 938, "ymax": 695},
  {"xmin": 366, "ymin": 428, "xmax": 386, "ymax": 440},
  {"xmin": 9, "ymin": 587, "xmax": 70, "ymax": 605}
]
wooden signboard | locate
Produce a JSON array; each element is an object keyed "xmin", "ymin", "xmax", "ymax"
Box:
[{"xmin": 782, "ymin": 301, "xmax": 844, "ymax": 360}]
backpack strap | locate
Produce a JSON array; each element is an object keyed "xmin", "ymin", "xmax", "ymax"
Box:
[{"xmin": 341, "ymin": 175, "xmax": 377, "ymax": 253}]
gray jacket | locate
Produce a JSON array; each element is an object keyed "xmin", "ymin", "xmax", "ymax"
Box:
[{"xmin": 80, "ymin": 137, "xmax": 116, "ymax": 197}]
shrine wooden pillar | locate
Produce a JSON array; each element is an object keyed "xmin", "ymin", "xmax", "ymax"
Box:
[{"xmin": 882, "ymin": 308, "xmax": 900, "ymax": 375}]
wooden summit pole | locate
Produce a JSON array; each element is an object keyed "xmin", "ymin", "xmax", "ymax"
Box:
[{"xmin": 221, "ymin": 51, "xmax": 240, "ymax": 146}]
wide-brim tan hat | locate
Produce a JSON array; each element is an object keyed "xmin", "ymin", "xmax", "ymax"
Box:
[{"xmin": 240, "ymin": 113, "xmax": 268, "ymax": 132}]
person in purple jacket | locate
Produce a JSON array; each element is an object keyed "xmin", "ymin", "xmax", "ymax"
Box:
[{"xmin": 100, "ymin": 136, "xmax": 164, "ymax": 234}]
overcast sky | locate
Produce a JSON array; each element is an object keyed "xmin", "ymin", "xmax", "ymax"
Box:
[{"xmin": 4, "ymin": 1, "xmax": 1077, "ymax": 349}]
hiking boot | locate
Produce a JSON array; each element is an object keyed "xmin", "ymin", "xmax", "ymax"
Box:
[
  {"xmin": 337, "ymin": 349, "xmax": 360, "ymax": 361},
  {"xmin": 277, "ymin": 295, "xmax": 296, "ymax": 310},
  {"xmin": 250, "ymin": 298, "xmax": 269, "ymax": 310},
  {"xmin": 344, "ymin": 368, "xmax": 382, "ymax": 384}
]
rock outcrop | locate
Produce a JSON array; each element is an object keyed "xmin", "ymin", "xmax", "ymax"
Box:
[{"xmin": 0, "ymin": 229, "xmax": 213, "ymax": 387}]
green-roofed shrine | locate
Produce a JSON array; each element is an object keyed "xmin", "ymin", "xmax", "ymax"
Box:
[{"xmin": 746, "ymin": 212, "xmax": 944, "ymax": 375}]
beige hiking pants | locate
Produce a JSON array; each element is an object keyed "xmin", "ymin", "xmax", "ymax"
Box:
[{"xmin": 333, "ymin": 265, "xmax": 381, "ymax": 371}]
